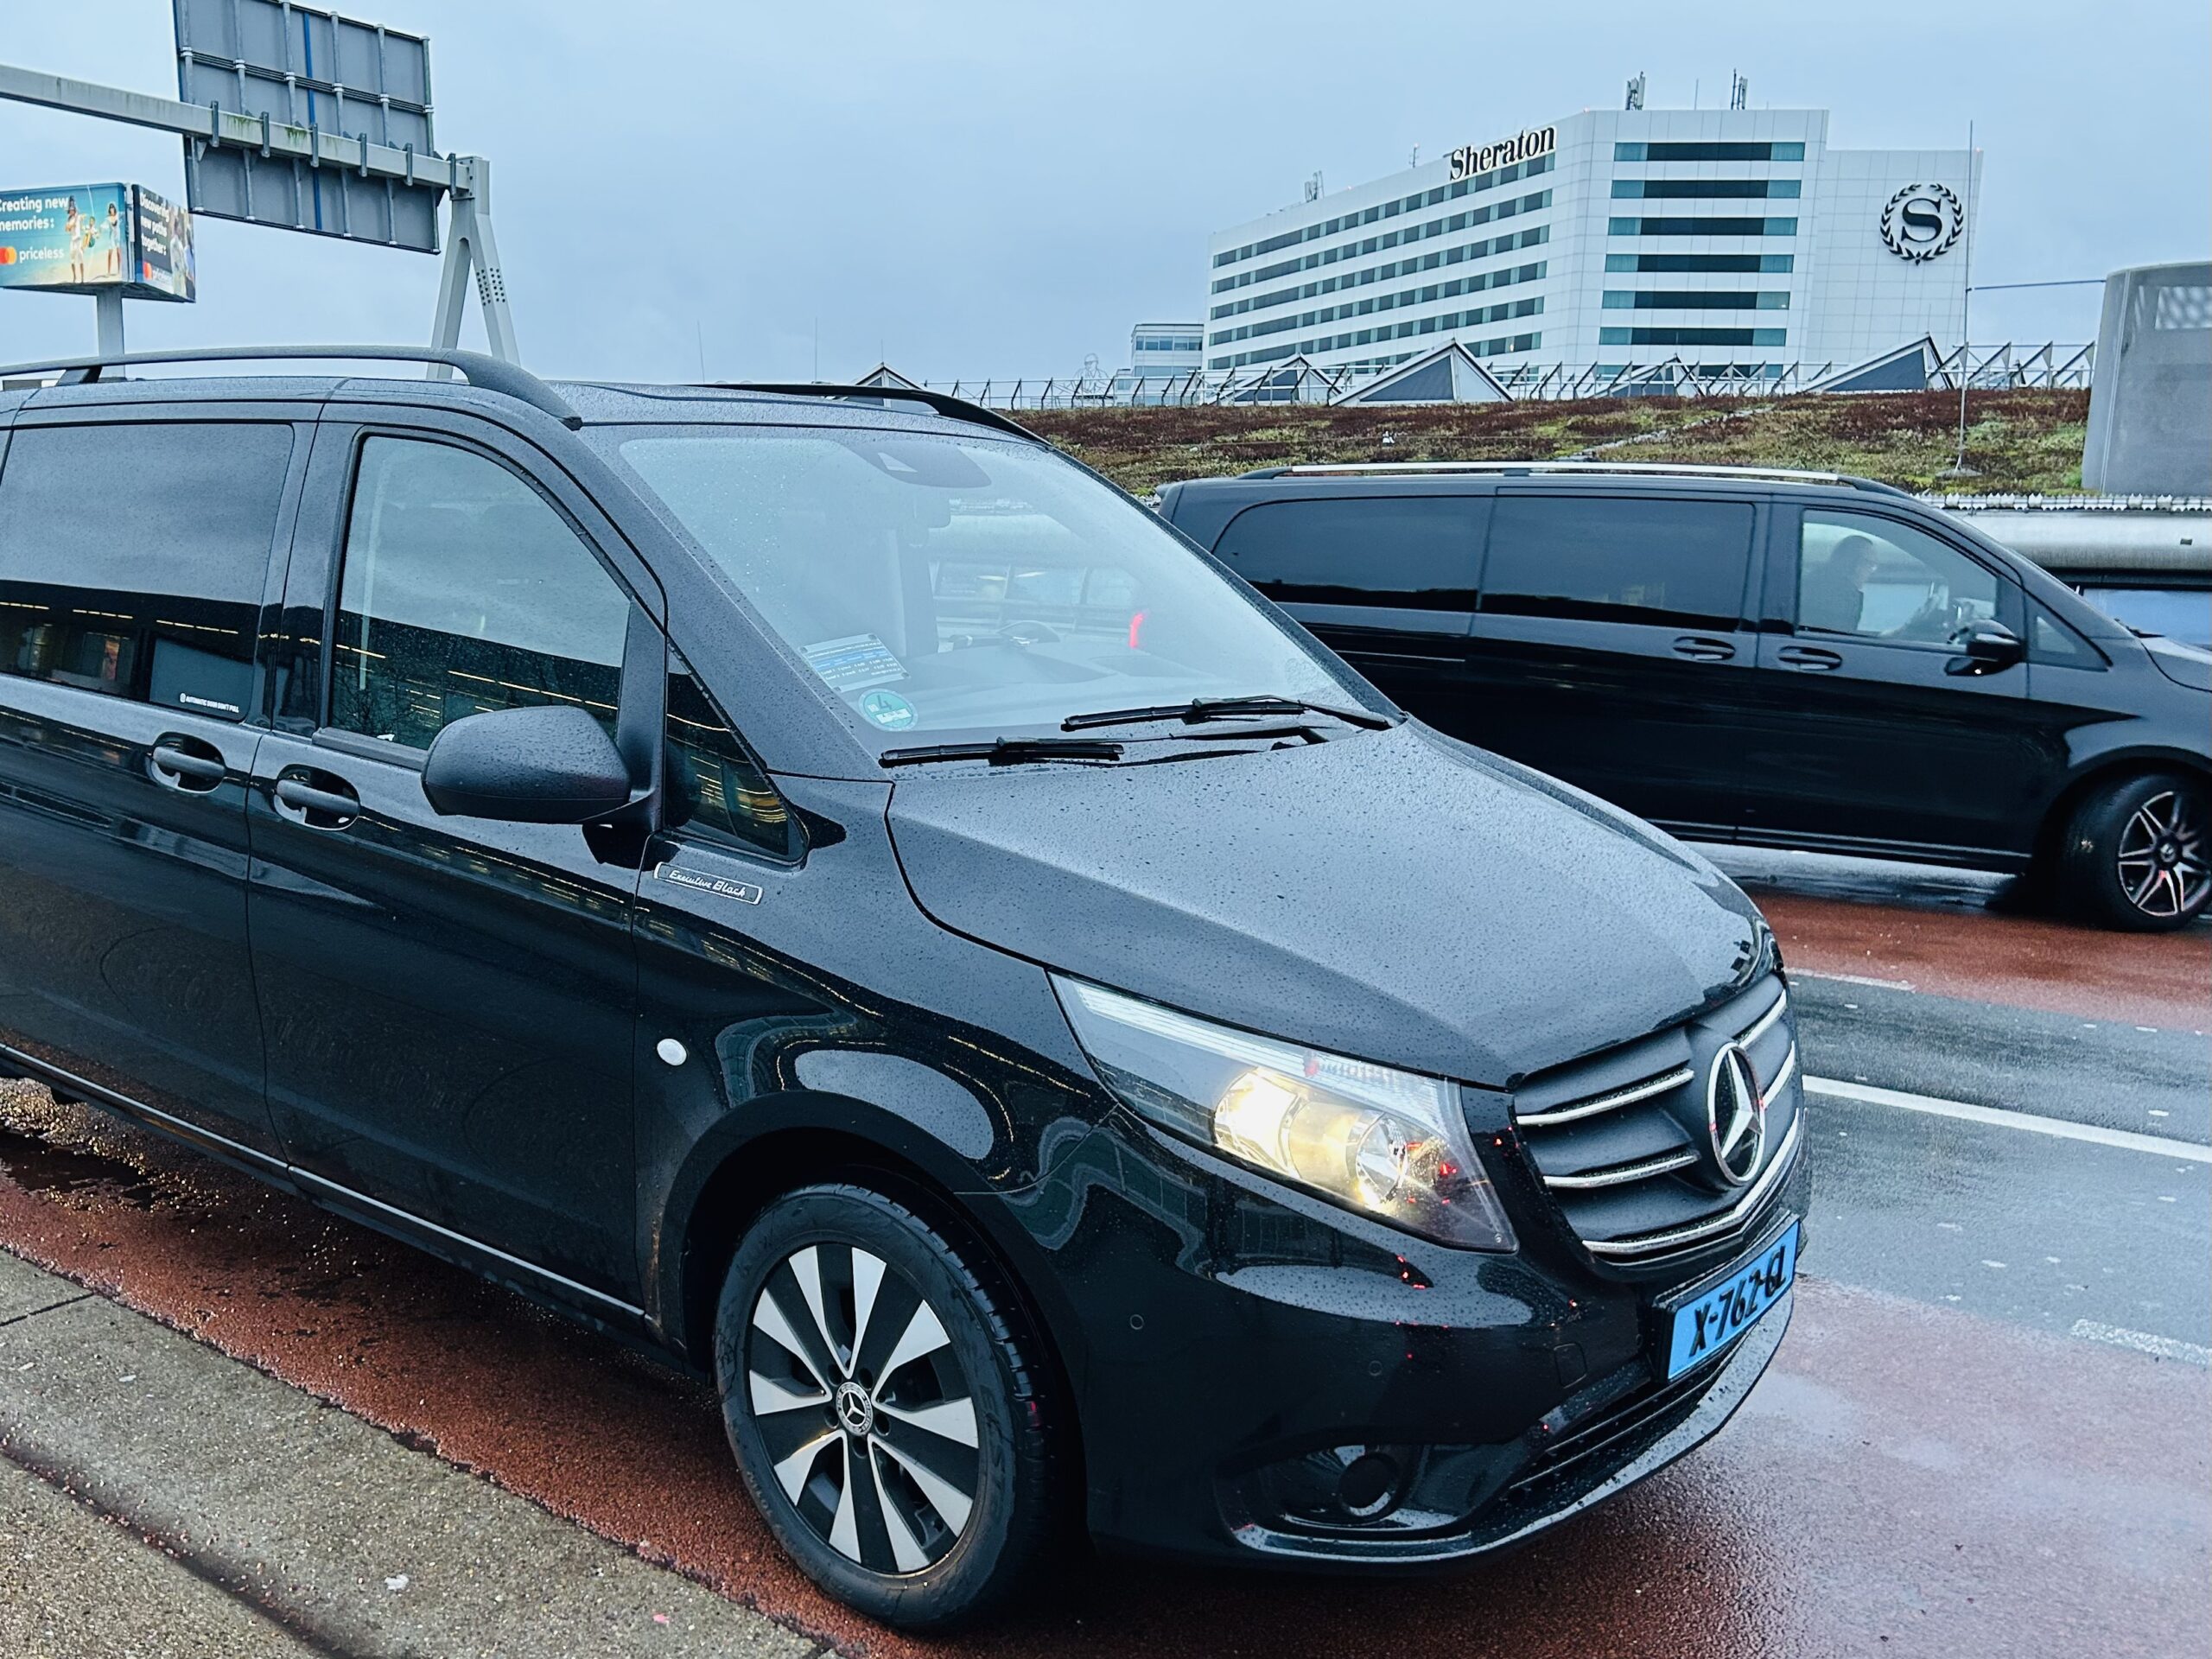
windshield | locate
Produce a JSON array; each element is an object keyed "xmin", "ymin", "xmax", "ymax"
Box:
[
  {"xmin": 2076, "ymin": 584, "xmax": 2212, "ymax": 651},
  {"xmin": 602, "ymin": 424, "xmax": 1362, "ymax": 744}
]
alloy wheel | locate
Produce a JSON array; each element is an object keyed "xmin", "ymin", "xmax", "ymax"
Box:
[
  {"xmin": 2113, "ymin": 789, "xmax": 2209, "ymax": 920},
  {"xmin": 744, "ymin": 1243, "xmax": 982, "ymax": 1575}
]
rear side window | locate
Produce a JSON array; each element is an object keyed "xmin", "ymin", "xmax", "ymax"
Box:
[
  {"xmin": 1211, "ymin": 497, "xmax": 1479, "ymax": 607},
  {"xmin": 0, "ymin": 422, "xmax": 291, "ymax": 718},
  {"xmin": 328, "ymin": 438, "xmax": 632, "ymax": 750},
  {"xmin": 1480, "ymin": 495, "xmax": 1755, "ymax": 629}
]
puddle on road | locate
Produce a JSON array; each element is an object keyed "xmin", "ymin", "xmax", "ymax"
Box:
[{"xmin": 0, "ymin": 1121, "xmax": 160, "ymax": 1209}]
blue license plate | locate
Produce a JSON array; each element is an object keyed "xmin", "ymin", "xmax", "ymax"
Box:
[{"xmin": 1664, "ymin": 1223, "xmax": 1798, "ymax": 1381}]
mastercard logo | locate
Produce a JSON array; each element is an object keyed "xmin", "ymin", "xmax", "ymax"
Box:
[{"xmin": 0, "ymin": 248, "xmax": 16, "ymax": 265}]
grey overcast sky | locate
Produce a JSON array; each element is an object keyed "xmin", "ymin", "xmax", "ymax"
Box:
[{"xmin": 2, "ymin": 0, "xmax": 2205, "ymax": 381}]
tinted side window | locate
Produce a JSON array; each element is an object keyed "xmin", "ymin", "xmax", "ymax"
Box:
[
  {"xmin": 1480, "ymin": 495, "xmax": 1755, "ymax": 629},
  {"xmin": 1796, "ymin": 510, "xmax": 2003, "ymax": 646},
  {"xmin": 0, "ymin": 422, "xmax": 290, "ymax": 718},
  {"xmin": 329, "ymin": 438, "xmax": 632, "ymax": 749},
  {"xmin": 665, "ymin": 652, "xmax": 792, "ymax": 858},
  {"xmin": 1211, "ymin": 497, "xmax": 1478, "ymax": 607}
]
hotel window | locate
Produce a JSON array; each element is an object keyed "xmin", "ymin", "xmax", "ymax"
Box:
[
  {"xmin": 1611, "ymin": 179, "xmax": 1801, "ymax": 199},
  {"xmin": 1601, "ymin": 291, "xmax": 1790, "ymax": 310},
  {"xmin": 1607, "ymin": 217, "xmax": 1798, "ymax": 237},
  {"xmin": 1605, "ymin": 252, "xmax": 1795, "ymax": 273},
  {"xmin": 1598, "ymin": 327, "xmax": 1788, "ymax": 347},
  {"xmin": 1613, "ymin": 141, "xmax": 1805, "ymax": 162}
]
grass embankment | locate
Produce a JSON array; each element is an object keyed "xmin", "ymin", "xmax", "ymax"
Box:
[{"xmin": 1016, "ymin": 389, "xmax": 2090, "ymax": 498}]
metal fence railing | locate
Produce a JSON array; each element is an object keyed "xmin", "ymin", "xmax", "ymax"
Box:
[{"xmin": 926, "ymin": 341, "xmax": 2094, "ymax": 410}]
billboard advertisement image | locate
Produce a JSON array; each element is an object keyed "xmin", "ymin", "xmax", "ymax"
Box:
[
  {"xmin": 0, "ymin": 183, "xmax": 196, "ymax": 302},
  {"xmin": 132, "ymin": 187, "xmax": 195, "ymax": 300}
]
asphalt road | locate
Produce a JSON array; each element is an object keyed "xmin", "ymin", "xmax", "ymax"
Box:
[
  {"xmin": 1707, "ymin": 846, "xmax": 2211, "ymax": 1357},
  {"xmin": 0, "ymin": 848, "xmax": 2204, "ymax": 1657}
]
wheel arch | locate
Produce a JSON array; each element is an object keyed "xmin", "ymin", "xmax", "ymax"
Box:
[
  {"xmin": 2031, "ymin": 747, "xmax": 2212, "ymax": 868},
  {"xmin": 654, "ymin": 1098, "xmax": 1091, "ymax": 1521}
]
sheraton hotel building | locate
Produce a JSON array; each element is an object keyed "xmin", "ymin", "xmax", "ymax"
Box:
[{"xmin": 1203, "ymin": 103, "xmax": 1980, "ymax": 378}]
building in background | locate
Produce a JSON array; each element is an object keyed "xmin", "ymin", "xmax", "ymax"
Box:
[
  {"xmin": 1128, "ymin": 321, "xmax": 1205, "ymax": 378},
  {"xmin": 1205, "ymin": 97, "xmax": 1979, "ymax": 382}
]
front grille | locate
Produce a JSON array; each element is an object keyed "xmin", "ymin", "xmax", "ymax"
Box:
[{"xmin": 1512, "ymin": 976, "xmax": 1802, "ymax": 1270}]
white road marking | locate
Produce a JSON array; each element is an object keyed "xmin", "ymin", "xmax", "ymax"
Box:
[
  {"xmin": 1796, "ymin": 970, "xmax": 1917, "ymax": 992},
  {"xmin": 2069, "ymin": 1319, "xmax": 2212, "ymax": 1367},
  {"xmin": 1803, "ymin": 1076, "xmax": 2212, "ymax": 1163}
]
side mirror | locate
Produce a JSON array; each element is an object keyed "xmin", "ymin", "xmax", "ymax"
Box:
[
  {"xmin": 1947, "ymin": 619, "xmax": 2025, "ymax": 676},
  {"xmin": 421, "ymin": 704, "xmax": 634, "ymax": 823}
]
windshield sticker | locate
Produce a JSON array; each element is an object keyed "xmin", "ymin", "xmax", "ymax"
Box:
[
  {"xmin": 859, "ymin": 689, "xmax": 918, "ymax": 730},
  {"xmin": 802, "ymin": 632, "xmax": 907, "ymax": 692}
]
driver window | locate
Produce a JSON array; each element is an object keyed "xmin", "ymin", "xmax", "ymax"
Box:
[
  {"xmin": 1797, "ymin": 510, "xmax": 2001, "ymax": 645},
  {"xmin": 330, "ymin": 438, "xmax": 632, "ymax": 749}
]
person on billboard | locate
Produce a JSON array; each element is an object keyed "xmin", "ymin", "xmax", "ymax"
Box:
[
  {"xmin": 104, "ymin": 200, "xmax": 123, "ymax": 279},
  {"xmin": 64, "ymin": 200, "xmax": 85, "ymax": 284}
]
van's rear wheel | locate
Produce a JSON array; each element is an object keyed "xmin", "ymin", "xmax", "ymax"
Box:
[
  {"xmin": 712, "ymin": 1184, "xmax": 1055, "ymax": 1630},
  {"xmin": 2060, "ymin": 773, "xmax": 2210, "ymax": 931}
]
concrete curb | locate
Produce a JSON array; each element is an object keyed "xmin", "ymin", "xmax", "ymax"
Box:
[{"xmin": 0, "ymin": 1247, "xmax": 817, "ymax": 1659}]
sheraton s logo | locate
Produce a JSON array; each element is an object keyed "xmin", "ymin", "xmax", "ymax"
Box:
[{"xmin": 1880, "ymin": 182, "xmax": 1966, "ymax": 263}]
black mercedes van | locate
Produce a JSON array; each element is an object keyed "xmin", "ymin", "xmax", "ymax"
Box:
[
  {"xmin": 0, "ymin": 352, "xmax": 1804, "ymax": 1629},
  {"xmin": 1161, "ymin": 461, "xmax": 2212, "ymax": 930}
]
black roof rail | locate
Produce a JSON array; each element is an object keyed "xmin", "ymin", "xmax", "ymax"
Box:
[
  {"xmin": 0, "ymin": 346, "xmax": 584, "ymax": 429},
  {"xmin": 1235, "ymin": 459, "xmax": 1920, "ymax": 496},
  {"xmin": 702, "ymin": 382, "xmax": 1043, "ymax": 444}
]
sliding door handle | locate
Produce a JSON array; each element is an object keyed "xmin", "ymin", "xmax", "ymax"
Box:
[
  {"xmin": 1671, "ymin": 635, "xmax": 1737, "ymax": 662},
  {"xmin": 1776, "ymin": 645, "xmax": 1844, "ymax": 671},
  {"xmin": 149, "ymin": 736, "xmax": 227, "ymax": 791}
]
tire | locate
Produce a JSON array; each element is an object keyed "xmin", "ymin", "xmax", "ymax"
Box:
[
  {"xmin": 2057, "ymin": 772, "xmax": 2211, "ymax": 931},
  {"xmin": 712, "ymin": 1183, "xmax": 1058, "ymax": 1630}
]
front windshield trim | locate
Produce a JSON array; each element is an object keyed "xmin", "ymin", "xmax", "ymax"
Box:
[{"xmin": 587, "ymin": 420, "xmax": 1389, "ymax": 756}]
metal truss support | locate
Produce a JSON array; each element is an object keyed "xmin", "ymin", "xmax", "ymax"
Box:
[{"xmin": 428, "ymin": 156, "xmax": 518, "ymax": 372}]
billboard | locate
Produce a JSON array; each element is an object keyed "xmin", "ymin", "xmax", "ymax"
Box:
[
  {"xmin": 0, "ymin": 183, "xmax": 196, "ymax": 302},
  {"xmin": 174, "ymin": 0, "xmax": 441, "ymax": 252}
]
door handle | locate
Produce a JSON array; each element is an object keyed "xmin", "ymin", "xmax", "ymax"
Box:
[
  {"xmin": 1671, "ymin": 635, "xmax": 1736, "ymax": 662},
  {"xmin": 1776, "ymin": 645, "xmax": 1844, "ymax": 671},
  {"xmin": 149, "ymin": 735, "xmax": 227, "ymax": 792},
  {"xmin": 273, "ymin": 772, "xmax": 362, "ymax": 829}
]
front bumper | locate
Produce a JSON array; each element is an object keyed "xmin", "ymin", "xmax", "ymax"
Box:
[
  {"xmin": 1014, "ymin": 1110, "xmax": 1806, "ymax": 1567},
  {"xmin": 1224, "ymin": 1284, "xmax": 1792, "ymax": 1566}
]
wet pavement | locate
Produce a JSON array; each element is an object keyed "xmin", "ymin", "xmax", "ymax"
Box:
[
  {"xmin": 0, "ymin": 850, "xmax": 2205, "ymax": 1656},
  {"xmin": 1710, "ymin": 844, "xmax": 2209, "ymax": 1030}
]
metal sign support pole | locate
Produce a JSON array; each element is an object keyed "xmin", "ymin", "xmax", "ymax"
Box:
[
  {"xmin": 428, "ymin": 156, "xmax": 518, "ymax": 372},
  {"xmin": 0, "ymin": 64, "xmax": 512, "ymax": 367},
  {"xmin": 94, "ymin": 291, "xmax": 125, "ymax": 356}
]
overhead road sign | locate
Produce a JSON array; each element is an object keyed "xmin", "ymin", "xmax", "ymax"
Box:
[
  {"xmin": 0, "ymin": 22, "xmax": 518, "ymax": 367},
  {"xmin": 173, "ymin": 0, "xmax": 439, "ymax": 252},
  {"xmin": 0, "ymin": 182, "xmax": 196, "ymax": 301}
]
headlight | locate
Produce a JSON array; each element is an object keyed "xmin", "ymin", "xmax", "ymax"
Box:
[{"xmin": 1052, "ymin": 976, "xmax": 1515, "ymax": 1252}]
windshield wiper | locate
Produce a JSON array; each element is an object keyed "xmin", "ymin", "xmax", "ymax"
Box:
[
  {"xmin": 878, "ymin": 736, "xmax": 1125, "ymax": 769},
  {"xmin": 1061, "ymin": 695, "xmax": 1393, "ymax": 734}
]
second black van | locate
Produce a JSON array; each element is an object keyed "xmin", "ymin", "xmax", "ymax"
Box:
[{"xmin": 1161, "ymin": 461, "xmax": 2212, "ymax": 930}]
